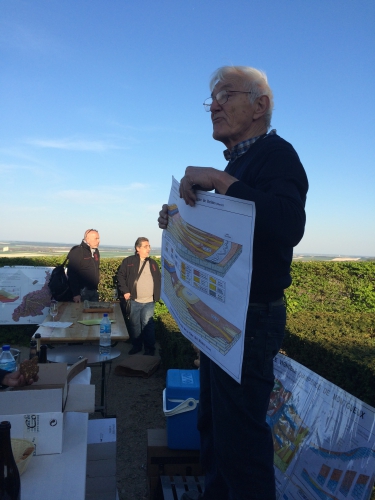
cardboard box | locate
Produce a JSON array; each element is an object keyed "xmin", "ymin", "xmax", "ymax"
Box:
[
  {"xmin": 0, "ymin": 359, "xmax": 95, "ymax": 455},
  {"xmin": 86, "ymin": 418, "xmax": 117, "ymax": 500},
  {"xmin": 164, "ymin": 369, "xmax": 200, "ymax": 450},
  {"xmin": 147, "ymin": 429, "xmax": 202, "ymax": 500}
]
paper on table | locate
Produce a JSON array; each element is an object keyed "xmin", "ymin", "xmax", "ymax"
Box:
[
  {"xmin": 78, "ymin": 319, "xmax": 116, "ymax": 326},
  {"xmin": 40, "ymin": 321, "xmax": 73, "ymax": 328},
  {"xmin": 87, "ymin": 418, "xmax": 116, "ymax": 444}
]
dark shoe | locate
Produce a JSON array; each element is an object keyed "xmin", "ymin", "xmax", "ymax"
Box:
[
  {"xmin": 180, "ymin": 492, "xmax": 203, "ymax": 500},
  {"xmin": 143, "ymin": 349, "xmax": 155, "ymax": 356},
  {"xmin": 128, "ymin": 346, "xmax": 142, "ymax": 355}
]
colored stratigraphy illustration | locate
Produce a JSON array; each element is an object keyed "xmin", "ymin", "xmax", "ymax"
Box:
[
  {"xmin": 167, "ymin": 204, "xmax": 242, "ymax": 277},
  {"xmin": 301, "ymin": 446, "xmax": 375, "ymax": 499},
  {"xmin": 0, "ymin": 287, "xmax": 20, "ymax": 303},
  {"xmin": 164, "ymin": 258, "xmax": 241, "ymax": 354},
  {"xmin": 267, "ymin": 379, "xmax": 309, "ymax": 473},
  {"xmin": 12, "ymin": 270, "xmax": 52, "ymax": 321},
  {"xmin": 301, "ymin": 465, "xmax": 373, "ymax": 500}
]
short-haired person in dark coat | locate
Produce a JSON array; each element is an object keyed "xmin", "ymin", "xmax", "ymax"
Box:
[
  {"xmin": 67, "ymin": 229, "xmax": 100, "ymax": 303},
  {"xmin": 158, "ymin": 66, "xmax": 309, "ymax": 500},
  {"xmin": 117, "ymin": 238, "xmax": 161, "ymax": 356}
]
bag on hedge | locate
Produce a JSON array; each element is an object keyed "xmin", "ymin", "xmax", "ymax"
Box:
[
  {"xmin": 125, "ymin": 299, "xmax": 131, "ymax": 319},
  {"xmin": 48, "ymin": 255, "xmax": 73, "ymax": 301}
]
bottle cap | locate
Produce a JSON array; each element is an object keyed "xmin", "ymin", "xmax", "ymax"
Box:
[
  {"xmin": 2, "ymin": 345, "xmax": 11, "ymax": 351},
  {"xmin": 103, "ymin": 313, "xmax": 108, "ymax": 317}
]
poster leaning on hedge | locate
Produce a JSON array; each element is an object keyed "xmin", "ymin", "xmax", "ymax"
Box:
[
  {"xmin": 269, "ymin": 353, "xmax": 375, "ymax": 500},
  {"xmin": 0, "ymin": 266, "xmax": 51, "ymax": 324}
]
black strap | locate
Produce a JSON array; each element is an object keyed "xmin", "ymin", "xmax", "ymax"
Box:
[
  {"xmin": 64, "ymin": 245, "xmax": 81, "ymax": 266},
  {"xmin": 130, "ymin": 258, "xmax": 148, "ymax": 298}
]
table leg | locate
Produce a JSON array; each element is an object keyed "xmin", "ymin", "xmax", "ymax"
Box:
[{"xmin": 96, "ymin": 360, "xmax": 116, "ymax": 419}]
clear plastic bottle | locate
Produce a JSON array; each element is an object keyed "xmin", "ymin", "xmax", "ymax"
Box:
[
  {"xmin": 0, "ymin": 345, "xmax": 17, "ymax": 373},
  {"xmin": 99, "ymin": 313, "xmax": 111, "ymax": 355}
]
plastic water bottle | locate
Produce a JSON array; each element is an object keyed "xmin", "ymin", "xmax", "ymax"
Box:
[
  {"xmin": 0, "ymin": 345, "xmax": 17, "ymax": 373},
  {"xmin": 99, "ymin": 313, "xmax": 111, "ymax": 355}
]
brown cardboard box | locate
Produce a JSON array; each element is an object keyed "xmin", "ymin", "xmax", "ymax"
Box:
[
  {"xmin": 86, "ymin": 418, "xmax": 117, "ymax": 500},
  {"xmin": 147, "ymin": 429, "xmax": 203, "ymax": 500},
  {"xmin": 0, "ymin": 359, "xmax": 94, "ymax": 455}
]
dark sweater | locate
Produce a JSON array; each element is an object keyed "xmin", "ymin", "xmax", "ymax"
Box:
[
  {"xmin": 225, "ymin": 133, "xmax": 308, "ymax": 302},
  {"xmin": 117, "ymin": 254, "xmax": 161, "ymax": 302},
  {"xmin": 66, "ymin": 241, "xmax": 100, "ymax": 297}
]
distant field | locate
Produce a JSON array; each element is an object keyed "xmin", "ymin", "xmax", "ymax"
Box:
[
  {"xmin": 0, "ymin": 241, "xmax": 372, "ymax": 261},
  {"xmin": 0, "ymin": 241, "xmax": 161, "ymax": 259}
]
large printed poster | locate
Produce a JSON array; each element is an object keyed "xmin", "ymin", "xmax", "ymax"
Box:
[
  {"xmin": 0, "ymin": 266, "xmax": 51, "ymax": 324},
  {"xmin": 271, "ymin": 354, "xmax": 375, "ymax": 500},
  {"xmin": 161, "ymin": 177, "xmax": 255, "ymax": 383}
]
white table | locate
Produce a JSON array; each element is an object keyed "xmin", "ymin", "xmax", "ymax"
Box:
[{"xmin": 21, "ymin": 369, "xmax": 91, "ymax": 500}]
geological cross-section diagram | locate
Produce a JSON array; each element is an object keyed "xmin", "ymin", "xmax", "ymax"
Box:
[
  {"xmin": 167, "ymin": 204, "xmax": 242, "ymax": 277},
  {"xmin": 163, "ymin": 258, "xmax": 241, "ymax": 355}
]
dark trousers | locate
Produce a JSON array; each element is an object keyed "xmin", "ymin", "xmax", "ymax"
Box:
[
  {"xmin": 128, "ymin": 300, "xmax": 155, "ymax": 351},
  {"xmin": 198, "ymin": 303, "xmax": 286, "ymax": 500}
]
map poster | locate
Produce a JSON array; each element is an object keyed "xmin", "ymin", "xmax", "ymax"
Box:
[
  {"xmin": 161, "ymin": 177, "xmax": 255, "ymax": 383},
  {"xmin": 0, "ymin": 266, "xmax": 52, "ymax": 324},
  {"xmin": 270, "ymin": 353, "xmax": 375, "ymax": 500}
]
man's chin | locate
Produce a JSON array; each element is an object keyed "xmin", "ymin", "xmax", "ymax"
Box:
[{"xmin": 212, "ymin": 130, "xmax": 227, "ymax": 144}]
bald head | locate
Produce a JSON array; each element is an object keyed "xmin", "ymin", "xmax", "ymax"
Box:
[{"xmin": 84, "ymin": 229, "xmax": 100, "ymax": 249}]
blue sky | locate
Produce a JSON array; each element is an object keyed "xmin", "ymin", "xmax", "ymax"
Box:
[{"xmin": 1, "ymin": 0, "xmax": 374, "ymax": 256}]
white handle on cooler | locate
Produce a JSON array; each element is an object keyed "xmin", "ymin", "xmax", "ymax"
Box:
[{"xmin": 162, "ymin": 388, "xmax": 199, "ymax": 417}]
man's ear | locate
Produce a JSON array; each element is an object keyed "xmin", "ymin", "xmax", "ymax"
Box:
[{"xmin": 253, "ymin": 95, "xmax": 270, "ymax": 120}]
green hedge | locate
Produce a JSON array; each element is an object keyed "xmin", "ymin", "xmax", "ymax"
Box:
[
  {"xmin": 286, "ymin": 261, "xmax": 375, "ymax": 313},
  {"xmin": 1, "ymin": 259, "xmax": 375, "ymax": 378},
  {"xmin": 156, "ymin": 312, "xmax": 196, "ymax": 369},
  {"xmin": 2, "ymin": 258, "xmax": 374, "ymax": 311},
  {"xmin": 283, "ymin": 312, "xmax": 375, "ymax": 406}
]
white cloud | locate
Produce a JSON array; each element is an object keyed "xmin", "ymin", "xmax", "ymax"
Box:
[
  {"xmin": 26, "ymin": 137, "xmax": 124, "ymax": 152},
  {"xmin": 0, "ymin": 162, "xmax": 42, "ymax": 175},
  {"xmin": 53, "ymin": 183, "xmax": 149, "ymax": 203},
  {"xmin": 0, "ymin": 20, "xmax": 65, "ymax": 55}
]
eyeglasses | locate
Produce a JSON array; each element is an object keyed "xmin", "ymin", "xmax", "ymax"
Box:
[{"xmin": 203, "ymin": 90, "xmax": 252, "ymax": 111}]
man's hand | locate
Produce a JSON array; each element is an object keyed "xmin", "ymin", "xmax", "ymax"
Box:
[
  {"xmin": 179, "ymin": 167, "xmax": 237, "ymax": 207},
  {"xmin": 124, "ymin": 293, "xmax": 131, "ymax": 300},
  {"xmin": 73, "ymin": 295, "xmax": 81, "ymax": 303},
  {"xmin": 2, "ymin": 369, "xmax": 38, "ymax": 388},
  {"xmin": 158, "ymin": 204, "xmax": 169, "ymax": 229}
]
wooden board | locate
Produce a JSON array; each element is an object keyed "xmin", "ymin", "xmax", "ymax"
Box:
[{"xmin": 34, "ymin": 302, "xmax": 129, "ymax": 343}]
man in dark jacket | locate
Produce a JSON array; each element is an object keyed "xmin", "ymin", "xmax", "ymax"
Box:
[
  {"xmin": 158, "ymin": 66, "xmax": 308, "ymax": 500},
  {"xmin": 67, "ymin": 229, "xmax": 100, "ymax": 303},
  {"xmin": 117, "ymin": 237, "xmax": 161, "ymax": 356}
]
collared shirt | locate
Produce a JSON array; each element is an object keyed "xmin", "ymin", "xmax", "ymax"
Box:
[{"xmin": 223, "ymin": 129, "xmax": 277, "ymax": 162}]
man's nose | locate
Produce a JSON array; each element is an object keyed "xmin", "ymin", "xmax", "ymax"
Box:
[{"xmin": 210, "ymin": 97, "xmax": 221, "ymax": 113}]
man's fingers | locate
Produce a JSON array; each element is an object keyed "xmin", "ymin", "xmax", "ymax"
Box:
[
  {"xmin": 180, "ymin": 178, "xmax": 197, "ymax": 206},
  {"xmin": 158, "ymin": 204, "xmax": 169, "ymax": 229}
]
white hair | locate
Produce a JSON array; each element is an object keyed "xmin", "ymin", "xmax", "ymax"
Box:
[{"xmin": 209, "ymin": 66, "xmax": 274, "ymax": 129}]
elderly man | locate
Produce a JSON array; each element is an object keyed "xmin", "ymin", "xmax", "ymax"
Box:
[
  {"xmin": 158, "ymin": 66, "xmax": 308, "ymax": 500},
  {"xmin": 67, "ymin": 229, "xmax": 100, "ymax": 303},
  {"xmin": 117, "ymin": 237, "xmax": 161, "ymax": 356}
]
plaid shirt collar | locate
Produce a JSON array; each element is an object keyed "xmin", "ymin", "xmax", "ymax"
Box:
[{"xmin": 223, "ymin": 129, "xmax": 277, "ymax": 162}]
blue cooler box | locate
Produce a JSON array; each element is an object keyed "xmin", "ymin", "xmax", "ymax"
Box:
[{"xmin": 163, "ymin": 369, "xmax": 200, "ymax": 450}]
